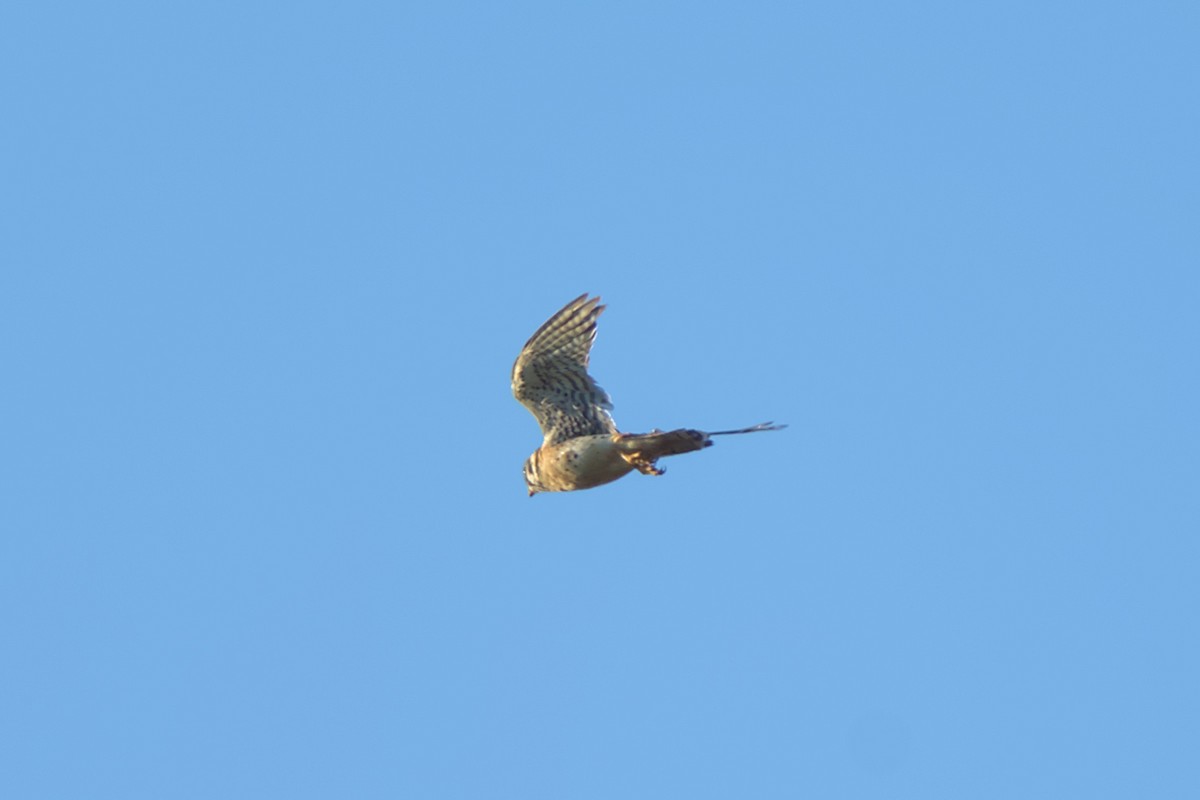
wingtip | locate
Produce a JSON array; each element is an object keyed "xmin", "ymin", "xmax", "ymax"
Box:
[
  {"xmin": 706, "ymin": 421, "xmax": 789, "ymax": 436},
  {"xmin": 579, "ymin": 293, "xmax": 605, "ymax": 320}
]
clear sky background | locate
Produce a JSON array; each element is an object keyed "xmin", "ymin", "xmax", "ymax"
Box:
[{"xmin": 3, "ymin": 2, "xmax": 1197, "ymax": 798}]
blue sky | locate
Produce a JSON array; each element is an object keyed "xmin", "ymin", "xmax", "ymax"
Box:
[{"xmin": 3, "ymin": 1, "xmax": 1197, "ymax": 797}]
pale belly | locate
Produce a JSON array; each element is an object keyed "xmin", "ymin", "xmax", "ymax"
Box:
[{"xmin": 542, "ymin": 435, "xmax": 634, "ymax": 491}]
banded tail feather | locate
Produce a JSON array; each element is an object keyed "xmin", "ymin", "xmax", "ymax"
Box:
[{"xmin": 613, "ymin": 422, "xmax": 786, "ymax": 476}]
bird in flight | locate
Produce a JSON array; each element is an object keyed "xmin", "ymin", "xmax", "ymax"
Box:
[{"xmin": 511, "ymin": 294, "xmax": 785, "ymax": 496}]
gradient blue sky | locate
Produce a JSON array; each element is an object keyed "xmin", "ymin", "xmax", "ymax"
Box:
[{"xmin": 3, "ymin": 2, "xmax": 1197, "ymax": 798}]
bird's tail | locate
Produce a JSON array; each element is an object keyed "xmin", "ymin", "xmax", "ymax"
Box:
[{"xmin": 613, "ymin": 422, "xmax": 786, "ymax": 475}]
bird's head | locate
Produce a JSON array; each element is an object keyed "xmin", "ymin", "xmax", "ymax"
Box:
[{"xmin": 523, "ymin": 454, "xmax": 546, "ymax": 497}]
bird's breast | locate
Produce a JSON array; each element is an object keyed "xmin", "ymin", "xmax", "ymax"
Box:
[{"xmin": 539, "ymin": 435, "xmax": 633, "ymax": 491}]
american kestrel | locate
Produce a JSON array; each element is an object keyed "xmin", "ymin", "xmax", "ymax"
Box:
[{"xmin": 512, "ymin": 294, "xmax": 785, "ymax": 496}]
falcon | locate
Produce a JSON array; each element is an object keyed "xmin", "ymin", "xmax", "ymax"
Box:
[{"xmin": 512, "ymin": 294, "xmax": 785, "ymax": 496}]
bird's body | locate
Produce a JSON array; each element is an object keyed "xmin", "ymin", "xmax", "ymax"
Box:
[
  {"xmin": 526, "ymin": 435, "xmax": 636, "ymax": 493},
  {"xmin": 511, "ymin": 294, "xmax": 784, "ymax": 495}
]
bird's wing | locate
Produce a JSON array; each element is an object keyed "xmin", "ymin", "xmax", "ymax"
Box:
[{"xmin": 511, "ymin": 294, "xmax": 618, "ymax": 446}]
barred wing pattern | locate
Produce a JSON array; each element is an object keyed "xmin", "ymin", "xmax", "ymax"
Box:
[{"xmin": 511, "ymin": 294, "xmax": 618, "ymax": 446}]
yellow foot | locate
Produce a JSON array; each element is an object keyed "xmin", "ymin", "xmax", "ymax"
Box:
[{"xmin": 621, "ymin": 451, "xmax": 665, "ymax": 476}]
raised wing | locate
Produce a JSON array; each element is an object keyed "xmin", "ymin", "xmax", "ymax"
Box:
[{"xmin": 511, "ymin": 294, "xmax": 618, "ymax": 446}]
